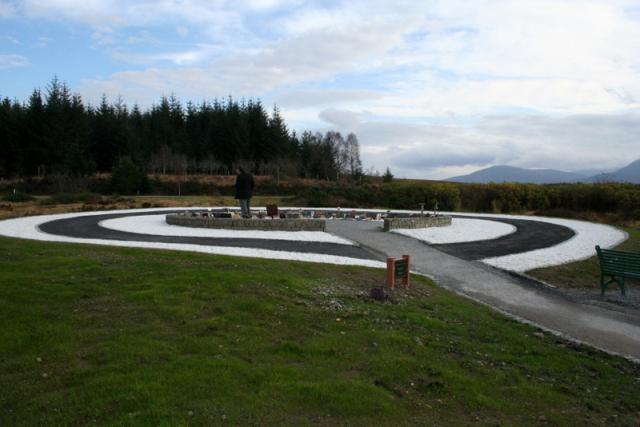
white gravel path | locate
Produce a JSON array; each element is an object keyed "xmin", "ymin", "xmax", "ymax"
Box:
[
  {"xmin": 391, "ymin": 217, "xmax": 516, "ymax": 244},
  {"xmin": 0, "ymin": 207, "xmax": 627, "ymax": 272},
  {"xmin": 0, "ymin": 209, "xmax": 382, "ymax": 268},
  {"xmin": 100, "ymin": 214, "xmax": 354, "ymax": 245},
  {"xmin": 441, "ymin": 211, "xmax": 628, "ymax": 272}
]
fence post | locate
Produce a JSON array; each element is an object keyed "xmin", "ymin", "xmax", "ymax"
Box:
[{"xmin": 386, "ymin": 257, "xmax": 396, "ymax": 289}]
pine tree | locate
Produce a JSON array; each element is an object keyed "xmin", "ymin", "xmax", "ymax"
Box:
[
  {"xmin": 24, "ymin": 89, "xmax": 47, "ymax": 176},
  {"xmin": 0, "ymin": 76, "xmax": 364, "ymax": 181},
  {"xmin": 383, "ymin": 167, "xmax": 394, "ymax": 183},
  {"xmin": 0, "ymin": 97, "xmax": 22, "ymax": 177}
]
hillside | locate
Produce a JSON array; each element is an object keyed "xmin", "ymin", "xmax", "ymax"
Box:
[
  {"xmin": 587, "ymin": 159, "xmax": 640, "ymax": 184},
  {"xmin": 446, "ymin": 165, "xmax": 585, "ymax": 184}
]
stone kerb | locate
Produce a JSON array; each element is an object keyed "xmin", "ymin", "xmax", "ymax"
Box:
[
  {"xmin": 166, "ymin": 213, "xmax": 326, "ymax": 231},
  {"xmin": 383, "ymin": 215, "xmax": 452, "ymax": 232}
]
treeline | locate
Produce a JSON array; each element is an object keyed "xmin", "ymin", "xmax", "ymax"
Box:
[{"xmin": 0, "ymin": 77, "xmax": 362, "ymax": 180}]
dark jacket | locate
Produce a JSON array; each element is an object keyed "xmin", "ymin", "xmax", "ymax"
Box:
[{"xmin": 234, "ymin": 172, "xmax": 254, "ymax": 199}]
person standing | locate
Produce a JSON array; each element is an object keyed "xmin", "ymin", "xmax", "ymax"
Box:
[{"xmin": 234, "ymin": 167, "xmax": 254, "ymax": 218}]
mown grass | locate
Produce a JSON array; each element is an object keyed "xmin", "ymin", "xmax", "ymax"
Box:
[
  {"xmin": 529, "ymin": 226, "xmax": 640, "ymax": 291},
  {"xmin": 1, "ymin": 236, "xmax": 640, "ymax": 425}
]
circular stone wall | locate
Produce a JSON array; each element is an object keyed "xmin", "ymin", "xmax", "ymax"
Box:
[
  {"xmin": 166, "ymin": 213, "xmax": 326, "ymax": 231},
  {"xmin": 383, "ymin": 215, "xmax": 452, "ymax": 231}
]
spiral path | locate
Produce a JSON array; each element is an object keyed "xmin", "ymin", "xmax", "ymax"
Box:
[
  {"xmin": 1, "ymin": 207, "xmax": 638, "ymax": 361},
  {"xmin": 38, "ymin": 210, "xmax": 377, "ymax": 261},
  {"xmin": 35, "ymin": 209, "xmax": 575, "ymax": 263}
]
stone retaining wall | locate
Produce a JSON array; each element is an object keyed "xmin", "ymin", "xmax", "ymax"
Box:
[
  {"xmin": 166, "ymin": 213, "xmax": 325, "ymax": 231},
  {"xmin": 383, "ymin": 215, "xmax": 452, "ymax": 232}
]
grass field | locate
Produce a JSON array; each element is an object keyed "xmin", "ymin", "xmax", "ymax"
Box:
[
  {"xmin": 1, "ymin": 236, "xmax": 640, "ymax": 425},
  {"xmin": 528, "ymin": 226, "xmax": 640, "ymax": 291}
]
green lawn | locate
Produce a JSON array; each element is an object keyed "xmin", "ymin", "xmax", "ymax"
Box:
[
  {"xmin": 528, "ymin": 226, "xmax": 640, "ymax": 291},
  {"xmin": 1, "ymin": 236, "xmax": 639, "ymax": 425}
]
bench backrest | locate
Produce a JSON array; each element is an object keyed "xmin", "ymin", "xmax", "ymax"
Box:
[{"xmin": 596, "ymin": 245, "xmax": 640, "ymax": 275}]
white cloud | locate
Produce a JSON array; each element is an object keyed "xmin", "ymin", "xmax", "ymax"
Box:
[
  {"xmin": 79, "ymin": 14, "xmax": 418, "ymax": 101},
  {"xmin": 0, "ymin": 53, "xmax": 28, "ymax": 69},
  {"xmin": 276, "ymin": 89, "xmax": 383, "ymax": 109},
  {"xmin": 176, "ymin": 26, "xmax": 189, "ymax": 38},
  {"xmin": 111, "ymin": 47, "xmax": 214, "ymax": 66},
  {"xmin": 0, "ymin": 2, "xmax": 16, "ymax": 18},
  {"xmin": 0, "ymin": 35, "xmax": 21, "ymax": 44},
  {"xmin": 11, "ymin": 0, "xmax": 640, "ymax": 177},
  {"xmin": 91, "ymin": 30, "xmax": 116, "ymax": 46},
  {"xmin": 126, "ymin": 30, "xmax": 156, "ymax": 45},
  {"xmin": 34, "ymin": 36, "xmax": 54, "ymax": 47},
  {"xmin": 20, "ymin": 0, "xmax": 247, "ymax": 31},
  {"xmin": 336, "ymin": 112, "xmax": 640, "ymax": 179}
]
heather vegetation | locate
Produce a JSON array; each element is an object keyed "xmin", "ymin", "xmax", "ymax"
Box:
[
  {"xmin": 2, "ymin": 176, "xmax": 640, "ymax": 220},
  {"xmin": 295, "ymin": 181, "xmax": 640, "ymax": 220}
]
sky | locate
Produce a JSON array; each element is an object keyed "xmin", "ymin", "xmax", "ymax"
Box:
[{"xmin": 1, "ymin": 0, "xmax": 639, "ymax": 179}]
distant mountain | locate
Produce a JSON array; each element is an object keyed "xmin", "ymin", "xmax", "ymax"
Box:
[
  {"xmin": 573, "ymin": 168, "xmax": 613, "ymax": 177},
  {"xmin": 586, "ymin": 159, "xmax": 640, "ymax": 184},
  {"xmin": 446, "ymin": 165, "xmax": 586, "ymax": 184}
]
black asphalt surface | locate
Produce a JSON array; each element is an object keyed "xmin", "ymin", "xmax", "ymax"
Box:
[
  {"xmin": 37, "ymin": 210, "xmax": 576, "ymax": 262},
  {"xmin": 38, "ymin": 210, "xmax": 379, "ymax": 261},
  {"xmin": 433, "ymin": 215, "xmax": 575, "ymax": 260}
]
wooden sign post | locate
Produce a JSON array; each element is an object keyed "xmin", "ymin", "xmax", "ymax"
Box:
[{"xmin": 386, "ymin": 255, "xmax": 411, "ymax": 289}]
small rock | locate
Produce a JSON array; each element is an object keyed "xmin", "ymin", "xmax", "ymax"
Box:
[
  {"xmin": 36, "ymin": 357, "xmax": 42, "ymax": 363},
  {"xmin": 533, "ymin": 332, "xmax": 545, "ymax": 339},
  {"xmin": 42, "ymin": 373, "xmax": 48, "ymax": 378},
  {"xmin": 369, "ymin": 287, "xmax": 387, "ymax": 301},
  {"xmin": 188, "ymin": 411, "xmax": 194, "ymax": 417}
]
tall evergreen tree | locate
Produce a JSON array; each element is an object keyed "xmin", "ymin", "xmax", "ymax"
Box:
[
  {"xmin": 23, "ymin": 89, "xmax": 47, "ymax": 176},
  {"xmin": 63, "ymin": 94, "xmax": 94, "ymax": 175},
  {"xmin": 0, "ymin": 77, "xmax": 364, "ymax": 181},
  {"xmin": 0, "ymin": 97, "xmax": 23, "ymax": 177}
]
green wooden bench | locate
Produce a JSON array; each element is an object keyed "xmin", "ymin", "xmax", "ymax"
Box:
[{"xmin": 595, "ymin": 245, "xmax": 640, "ymax": 296}]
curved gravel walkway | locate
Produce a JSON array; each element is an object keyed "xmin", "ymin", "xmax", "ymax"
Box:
[
  {"xmin": 434, "ymin": 215, "xmax": 575, "ymax": 260},
  {"xmin": 33, "ymin": 209, "xmax": 579, "ymax": 263},
  {"xmin": 38, "ymin": 210, "xmax": 377, "ymax": 261}
]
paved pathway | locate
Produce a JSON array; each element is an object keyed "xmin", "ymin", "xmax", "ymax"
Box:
[{"xmin": 327, "ymin": 220, "xmax": 640, "ymax": 361}]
